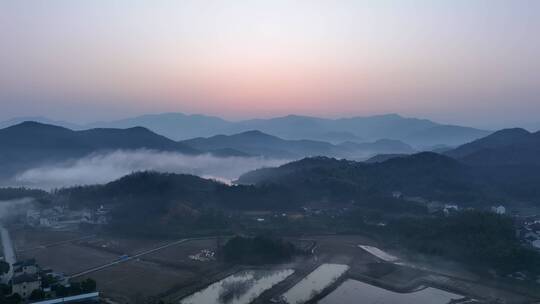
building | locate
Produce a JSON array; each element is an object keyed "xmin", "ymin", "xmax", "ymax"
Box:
[
  {"xmin": 26, "ymin": 210, "xmax": 41, "ymax": 226},
  {"xmin": 26, "ymin": 204, "xmax": 112, "ymax": 229},
  {"xmin": 13, "ymin": 259, "xmax": 39, "ymax": 275},
  {"xmin": 491, "ymin": 205, "xmax": 506, "ymax": 215},
  {"xmin": 443, "ymin": 204, "xmax": 459, "ymax": 215},
  {"xmin": 11, "ymin": 273, "xmax": 41, "ymax": 299}
]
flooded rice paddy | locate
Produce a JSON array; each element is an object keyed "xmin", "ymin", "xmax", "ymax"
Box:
[
  {"xmin": 180, "ymin": 269, "xmax": 294, "ymax": 304},
  {"xmin": 282, "ymin": 263, "xmax": 349, "ymax": 304},
  {"xmin": 319, "ymin": 279, "xmax": 466, "ymax": 304}
]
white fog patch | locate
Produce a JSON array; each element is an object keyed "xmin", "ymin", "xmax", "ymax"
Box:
[
  {"xmin": 13, "ymin": 150, "xmax": 289, "ymax": 190},
  {"xmin": 0, "ymin": 198, "xmax": 36, "ymax": 219}
]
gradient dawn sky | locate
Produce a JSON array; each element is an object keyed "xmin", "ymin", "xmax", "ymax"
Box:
[{"xmin": 1, "ymin": 0, "xmax": 539, "ymax": 129}]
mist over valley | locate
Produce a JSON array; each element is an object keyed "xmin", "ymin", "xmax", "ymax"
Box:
[{"xmin": 2, "ymin": 1, "xmax": 540, "ymax": 302}]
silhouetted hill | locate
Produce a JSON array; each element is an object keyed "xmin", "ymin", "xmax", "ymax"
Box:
[
  {"xmin": 86, "ymin": 113, "xmax": 230, "ymax": 140},
  {"xmin": 446, "ymin": 128, "xmax": 540, "ymax": 165},
  {"xmin": 405, "ymin": 125, "xmax": 491, "ymax": 147},
  {"xmin": 236, "ymin": 152, "xmax": 491, "ymax": 203},
  {"xmin": 0, "ymin": 121, "xmax": 198, "ymax": 152},
  {"xmin": 55, "ymin": 171, "xmax": 297, "ymax": 235},
  {"xmin": 182, "ymin": 130, "xmax": 335, "ymax": 159},
  {"xmin": 338, "ymin": 139, "xmax": 414, "ymax": 154},
  {"xmin": 0, "ymin": 116, "xmax": 82, "ymax": 130},
  {"xmin": 446, "ymin": 128, "xmax": 530, "ymax": 158},
  {"xmin": 364, "ymin": 154, "xmax": 408, "ymax": 163},
  {"xmin": 237, "ymin": 152, "xmax": 540, "ymax": 205},
  {"xmin": 68, "ymin": 171, "xmax": 222, "ymax": 202},
  {"xmin": 182, "ymin": 130, "xmax": 415, "ymax": 159},
  {"xmin": 0, "ymin": 122, "xmax": 200, "ymax": 178}
]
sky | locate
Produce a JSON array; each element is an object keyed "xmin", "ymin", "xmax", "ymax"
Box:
[{"xmin": 1, "ymin": 0, "xmax": 539, "ymax": 129}]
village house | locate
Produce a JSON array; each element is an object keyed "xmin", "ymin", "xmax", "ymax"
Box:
[
  {"xmin": 25, "ymin": 205, "xmax": 112, "ymax": 229},
  {"xmin": 491, "ymin": 205, "xmax": 506, "ymax": 215},
  {"xmin": 391, "ymin": 191, "xmax": 403, "ymax": 199},
  {"xmin": 443, "ymin": 204, "xmax": 459, "ymax": 215},
  {"xmin": 11, "ymin": 273, "xmax": 41, "ymax": 299},
  {"xmin": 13, "ymin": 259, "xmax": 39, "ymax": 275}
]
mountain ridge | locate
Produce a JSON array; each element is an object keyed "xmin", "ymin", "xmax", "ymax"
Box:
[
  {"xmin": 1, "ymin": 113, "xmax": 491, "ymax": 147},
  {"xmin": 181, "ymin": 130, "xmax": 414, "ymax": 159},
  {"xmin": 445, "ymin": 128, "xmax": 540, "ymax": 165},
  {"xmin": 0, "ymin": 121, "xmax": 200, "ymax": 178}
]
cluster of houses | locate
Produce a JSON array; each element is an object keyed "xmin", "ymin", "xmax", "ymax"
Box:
[
  {"xmin": 391, "ymin": 191, "xmax": 540, "ymax": 254},
  {"xmin": 25, "ymin": 205, "xmax": 110, "ymax": 230},
  {"xmin": 8, "ymin": 259, "xmax": 68, "ymax": 299},
  {"xmin": 189, "ymin": 249, "xmax": 215, "ymax": 262},
  {"xmin": 517, "ymin": 216, "xmax": 540, "ymax": 251},
  {"xmin": 391, "ymin": 191, "xmax": 508, "ymax": 216},
  {"xmin": 11, "ymin": 259, "xmax": 47, "ymax": 299},
  {"xmin": 3, "ymin": 258, "xmax": 98, "ymax": 303}
]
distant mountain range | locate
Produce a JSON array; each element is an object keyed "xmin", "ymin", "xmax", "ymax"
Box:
[
  {"xmin": 0, "ymin": 113, "xmax": 491, "ymax": 148},
  {"xmin": 0, "ymin": 122, "xmax": 416, "ymax": 182},
  {"xmin": 181, "ymin": 130, "xmax": 414, "ymax": 159}
]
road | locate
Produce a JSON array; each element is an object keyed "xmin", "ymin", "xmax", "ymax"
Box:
[
  {"xmin": 0, "ymin": 225, "xmax": 16, "ymax": 282},
  {"xmin": 70, "ymin": 237, "xmax": 218, "ymax": 278}
]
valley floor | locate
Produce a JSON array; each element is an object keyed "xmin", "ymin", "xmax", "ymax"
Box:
[{"xmin": 9, "ymin": 229, "xmax": 540, "ymax": 304}]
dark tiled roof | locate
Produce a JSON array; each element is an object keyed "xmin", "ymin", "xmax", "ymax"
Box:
[
  {"xmin": 13, "ymin": 258, "xmax": 36, "ymax": 267},
  {"xmin": 12, "ymin": 273, "xmax": 40, "ymax": 284}
]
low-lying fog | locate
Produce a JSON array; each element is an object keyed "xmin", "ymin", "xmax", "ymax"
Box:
[
  {"xmin": 0, "ymin": 198, "xmax": 36, "ymax": 220},
  {"xmin": 8, "ymin": 150, "xmax": 289, "ymax": 190}
]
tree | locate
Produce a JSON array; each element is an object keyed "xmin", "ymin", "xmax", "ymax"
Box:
[
  {"xmin": 386, "ymin": 211, "xmax": 540, "ymax": 275},
  {"xmin": 222, "ymin": 235, "xmax": 297, "ymax": 264},
  {"xmin": 7, "ymin": 293, "xmax": 22, "ymax": 304},
  {"xmin": 0, "ymin": 261, "xmax": 9, "ymax": 275},
  {"xmin": 81, "ymin": 278, "xmax": 97, "ymax": 293},
  {"xmin": 29, "ymin": 290, "xmax": 45, "ymax": 301}
]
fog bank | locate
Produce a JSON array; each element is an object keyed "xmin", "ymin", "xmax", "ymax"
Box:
[
  {"xmin": 0, "ymin": 198, "xmax": 35, "ymax": 220},
  {"xmin": 12, "ymin": 150, "xmax": 289, "ymax": 190}
]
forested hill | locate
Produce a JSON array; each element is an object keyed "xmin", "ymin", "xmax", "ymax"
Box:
[
  {"xmin": 4, "ymin": 151, "xmax": 539, "ymax": 236},
  {"xmin": 52, "ymin": 171, "xmax": 296, "ymax": 235},
  {"xmin": 237, "ymin": 152, "xmax": 540, "ymax": 206},
  {"xmin": 55, "ymin": 171, "xmax": 297, "ymax": 212},
  {"xmin": 445, "ymin": 128, "xmax": 540, "ymax": 166}
]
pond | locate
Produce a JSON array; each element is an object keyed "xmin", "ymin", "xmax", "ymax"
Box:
[
  {"xmin": 282, "ymin": 264, "xmax": 350, "ymax": 304},
  {"xmin": 180, "ymin": 269, "xmax": 294, "ymax": 304},
  {"xmin": 319, "ymin": 279, "xmax": 466, "ymax": 304}
]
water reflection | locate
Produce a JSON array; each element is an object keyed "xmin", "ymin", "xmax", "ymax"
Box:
[
  {"xmin": 319, "ymin": 279, "xmax": 466, "ymax": 304},
  {"xmin": 180, "ymin": 269, "xmax": 294, "ymax": 304},
  {"xmin": 282, "ymin": 264, "xmax": 349, "ymax": 304}
]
